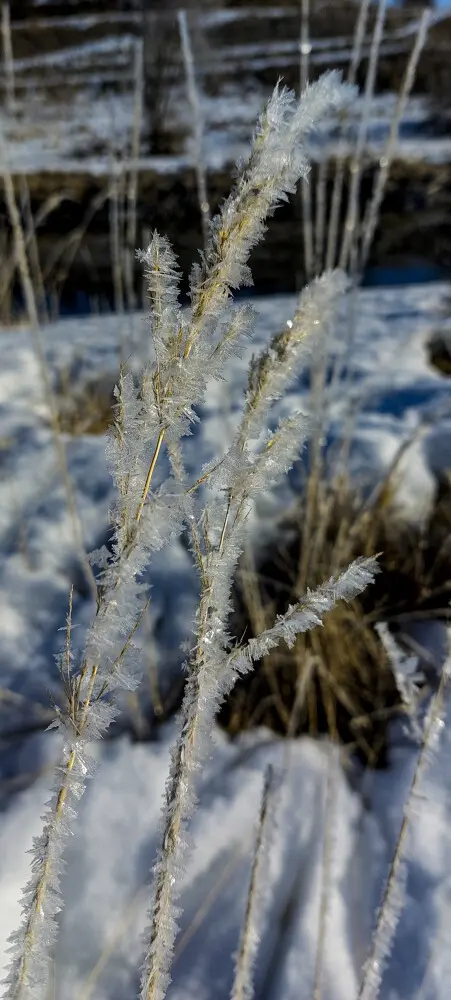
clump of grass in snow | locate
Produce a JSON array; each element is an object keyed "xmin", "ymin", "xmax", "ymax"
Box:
[
  {"xmin": 220, "ymin": 475, "xmax": 397, "ymax": 765},
  {"xmin": 221, "ymin": 469, "xmax": 451, "ymax": 765},
  {"xmin": 2, "ymin": 71, "xmax": 384, "ymax": 1000}
]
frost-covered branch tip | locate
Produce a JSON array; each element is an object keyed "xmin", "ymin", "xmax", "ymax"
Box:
[
  {"xmin": 136, "ymin": 233, "xmax": 182, "ymax": 363},
  {"xmin": 188, "ymin": 71, "xmax": 357, "ymax": 348},
  {"xmin": 242, "ymin": 268, "xmax": 348, "ymax": 442},
  {"xmin": 231, "ymin": 556, "xmax": 379, "ymax": 669}
]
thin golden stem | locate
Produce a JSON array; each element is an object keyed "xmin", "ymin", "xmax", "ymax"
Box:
[{"xmin": 135, "ymin": 427, "xmax": 166, "ymax": 526}]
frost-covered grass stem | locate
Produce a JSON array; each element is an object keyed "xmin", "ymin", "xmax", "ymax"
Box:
[
  {"xmin": 140, "ymin": 557, "xmax": 379, "ymax": 1000},
  {"xmin": 178, "ymin": 9, "xmax": 210, "ymax": 250},
  {"xmin": 124, "ymin": 38, "xmax": 144, "ymax": 312},
  {"xmin": 230, "ymin": 765, "xmax": 277, "ymax": 1000},
  {"xmin": 5, "ymin": 71, "xmax": 365, "ymax": 1000},
  {"xmin": 358, "ymin": 640, "xmax": 451, "ymax": 1000},
  {"xmin": 299, "ymin": 0, "xmax": 314, "ymax": 282}
]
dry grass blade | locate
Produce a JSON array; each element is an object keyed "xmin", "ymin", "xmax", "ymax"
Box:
[
  {"xmin": 18, "ymin": 177, "xmax": 48, "ymax": 322},
  {"xmin": 174, "ymin": 838, "xmax": 251, "ymax": 963},
  {"xmin": 74, "ymin": 888, "xmax": 148, "ymax": 1000},
  {"xmin": 109, "ymin": 160, "xmax": 125, "ymax": 315},
  {"xmin": 325, "ymin": 0, "xmax": 371, "ymax": 271},
  {"xmin": 230, "ymin": 765, "xmax": 276, "ymax": 1000},
  {"xmin": 0, "ymin": 191, "xmax": 67, "ymax": 321},
  {"xmin": 42, "ymin": 185, "xmax": 112, "ymax": 307},
  {"xmin": 313, "ymin": 743, "xmax": 339, "ymax": 1000},
  {"xmin": 359, "ymin": 8, "xmax": 431, "ymax": 273},
  {"xmin": 1, "ymin": 2, "xmax": 14, "ymax": 112},
  {"xmin": 0, "ymin": 140, "xmax": 97, "ymax": 598},
  {"xmin": 299, "ymin": 0, "xmax": 314, "ymax": 282},
  {"xmin": 314, "ymin": 159, "xmax": 328, "ymax": 276},
  {"xmin": 0, "ymin": 146, "xmax": 39, "ymax": 328},
  {"xmin": 357, "ymin": 636, "xmax": 451, "ymax": 1000},
  {"xmin": 178, "ymin": 9, "xmax": 210, "ymax": 251},
  {"xmin": 124, "ymin": 39, "xmax": 144, "ymax": 312},
  {"xmin": 339, "ymin": 0, "xmax": 387, "ymax": 272}
]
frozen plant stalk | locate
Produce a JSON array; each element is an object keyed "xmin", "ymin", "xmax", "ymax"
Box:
[
  {"xmin": 358, "ymin": 637, "xmax": 451, "ymax": 1000},
  {"xmin": 178, "ymin": 9, "xmax": 210, "ymax": 250},
  {"xmin": 325, "ymin": 0, "xmax": 371, "ymax": 269},
  {"xmin": 139, "ymin": 71, "xmax": 382, "ymax": 1000},
  {"xmin": 359, "ymin": 9, "xmax": 430, "ymax": 272},
  {"xmin": 4, "ymin": 71, "xmax": 375, "ymax": 1000},
  {"xmin": 230, "ymin": 765, "xmax": 278, "ymax": 1000}
]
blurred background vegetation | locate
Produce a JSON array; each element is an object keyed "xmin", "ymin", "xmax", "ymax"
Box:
[{"xmin": 1, "ymin": 0, "xmax": 451, "ymax": 322}]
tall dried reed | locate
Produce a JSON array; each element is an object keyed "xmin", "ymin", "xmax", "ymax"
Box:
[{"xmin": 2, "ymin": 71, "xmax": 381, "ymax": 1000}]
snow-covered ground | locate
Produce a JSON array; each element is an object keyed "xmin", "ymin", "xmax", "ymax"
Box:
[
  {"xmin": 3, "ymin": 5, "xmax": 451, "ymax": 175},
  {"xmin": 0, "ymin": 281, "xmax": 451, "ymax": 998},
  {"xmin": 3, "ymin": 78, "xmax": 451, "ymax": 175}
]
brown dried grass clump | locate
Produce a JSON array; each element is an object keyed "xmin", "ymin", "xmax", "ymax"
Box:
[
  {"xmin": 218, "ymin": 472, "xmax": 451, "ymax": 767},
  {"xmin": 54, "ymin": 370, "xmax": 117, "ymax": 436}
]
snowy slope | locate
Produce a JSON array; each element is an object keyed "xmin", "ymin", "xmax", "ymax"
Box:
[{"xmin": 1, "ymin": 681, "xmax": 451, "ymax": 1000}]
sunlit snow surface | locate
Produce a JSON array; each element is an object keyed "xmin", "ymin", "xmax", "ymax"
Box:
[
  {"xmin": 3, "ymin": 5, "xmax": 451, "ymax": 174},
  {"xmin": 0, "ymin": 283, "xmax": 451, "ymax": 1000}
]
